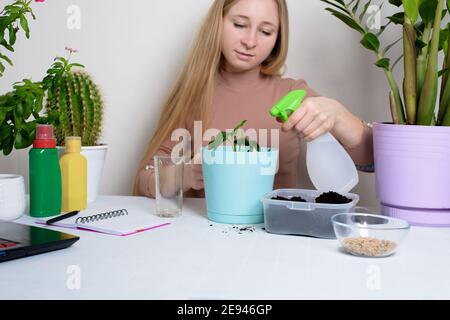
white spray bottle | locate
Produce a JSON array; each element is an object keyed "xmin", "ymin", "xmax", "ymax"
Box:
[{"xmin": 269, "ymin": 90, "xmax": 358, "ymax": 193}]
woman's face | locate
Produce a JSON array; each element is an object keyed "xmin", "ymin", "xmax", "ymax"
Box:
[{"xmin": 221, "ymin": 0, "xmax": 280, "ymax": 72}]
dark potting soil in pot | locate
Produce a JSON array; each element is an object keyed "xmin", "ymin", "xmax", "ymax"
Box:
[
  {"xmin": 271, "ymin": 195, "xmax": 306, "ymax": 202},
  {"xmin": 315, "ymin": 191, "xmax": 352, "ymax": 204}
]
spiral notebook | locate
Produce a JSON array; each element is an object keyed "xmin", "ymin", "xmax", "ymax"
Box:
[{"xmin": 36, "ymin": 208, "xmax": 171, "ymax": 236}]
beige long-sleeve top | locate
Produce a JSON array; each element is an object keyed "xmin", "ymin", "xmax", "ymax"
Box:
[{"xmin": 137, "ymin": 67, "xmax": 373, "ymax": 197}]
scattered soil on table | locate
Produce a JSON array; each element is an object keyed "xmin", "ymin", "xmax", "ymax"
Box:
[
  {"xmin": 271, "ymin": 195, "xmax": 306, "ymax": 202},
  {"xmin": 342, "ymin": 237, "xmax": 397, "ymax": 257},
  {"xmin": 315, "ymin": 191, "xmax": 352, "ymax": 204},
  {"xmin": 209, "ymin": 223, "xmax": 256, "ymax": 235}
]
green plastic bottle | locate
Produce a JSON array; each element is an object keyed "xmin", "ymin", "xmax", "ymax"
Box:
[{"xmin": 29, "ymin": 124, "xmax": 62, "ymax": 217}]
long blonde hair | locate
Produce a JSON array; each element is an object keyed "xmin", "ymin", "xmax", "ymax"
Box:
[{"xmin": 133, "ymin": 0, "xmax": 289, "ymax": 195}]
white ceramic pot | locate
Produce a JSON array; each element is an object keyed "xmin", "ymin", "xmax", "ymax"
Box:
[
  {"xmin": 0, "ymin": 174, "xmax": 26, "ymax": 221},
  {"xmin": 58, "ymin": 144, "xmax": 108, "ymax": 204}
]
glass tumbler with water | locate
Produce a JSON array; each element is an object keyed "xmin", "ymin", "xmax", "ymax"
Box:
[{"xmin": 154, "ymin": 155, "xmax": 184, "ymax": 217}]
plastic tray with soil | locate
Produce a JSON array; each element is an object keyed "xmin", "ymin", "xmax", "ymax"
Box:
[
  {"xmin": 263, "ymin": 189, "xmax": 359, "ymax": 239},
  {"xmin": 270, "ymin": 195, "xmax": 306, "ymax": 202},
  {"xmin": 271, "ymin": 191, "xmax": 352, "ymax": 204},
  {"xmin": 314, "ymin": 191, "xmax": 352, "ymax": 204}
]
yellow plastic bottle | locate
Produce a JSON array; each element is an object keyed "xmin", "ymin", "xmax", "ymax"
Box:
[{"xmin": 60, "ymin": 136, "xmax": 87, "ymax": 212}]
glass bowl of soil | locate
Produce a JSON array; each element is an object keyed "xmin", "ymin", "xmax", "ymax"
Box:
[{"xmin": 331, "ymin": 213, "xmax": 410, "ymax": 257}]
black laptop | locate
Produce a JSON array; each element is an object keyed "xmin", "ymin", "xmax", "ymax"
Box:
[{"xmin": 0, "ymin": 220, "xmax": 79, "ymax": 263}]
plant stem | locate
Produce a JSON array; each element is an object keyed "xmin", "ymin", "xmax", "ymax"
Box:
[
  {"xmin": 417, "ymin": 0, "xmax": 443, "ymax": 125},
  {"xmin": 347, "ymin": 1, "xmax": 406, "ymax": 123},
  {"xmin": 417, "ymin": 24, "xmax": 432, "ymax": 103},
  {"xmin": 403, "ymin": 16, "xmax": 417, "ymax": 124},
  {"xmin": 378, "ymin": 53, "xmax": 406, "ymax": 124},
  {"xmin": 438, "ymin": 25, "xmax": 450, "ymax": 124}
]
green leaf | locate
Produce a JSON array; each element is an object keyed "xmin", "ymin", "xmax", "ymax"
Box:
[
  {"xmin": 438, "ymin": 68, "xmax": 449, "ymax": 77},
  {"xmin": 0, "ymin": 109, "xmax": 6, "ymax": 125},
  {"xmin": 0, "ymin": 52, "xmax": 13, "ymax": 66},
  {"xmin": 325, "ymin": 8, "xmax": 365, "ymax": 34},
  {"xmin": 387, "ymin": 12, "xmax": 405, "ymax": 25},
  {"xmin": 233, "ymin": 119, "xmax": 247, "ymax": 133},
  {"xmin": 376, "ymin": 23, "xmax": 390, "ymax": 37},
  {"xmin": 14, "ymin": 131, "xmax": 24, "ymax": 149},
  {"xmin": 359, "ymin": 0, "xmax": 373, "ymax": 22},
  {"xmin": 1, "ymin": 126, "xmax": 13, "ymax": 155},
  {"xmin": 8, "ymin": 25, "xmax": 17, "ymax": 46},
  {"xmin": 69, "ymin": 63, "xmax": 85, "ymax": 69},
  {"xmin": 53, "ymin": 57, "xmax": 68, "ymax": 66},
  {"xmin": 19, "ymin": 14, "xmax": 30, "ymax": 38},
  {"xmin": 403, "ymin": 0, "xmax": 420, "ymax": 22},
  {"xmin": 439, "ymin": 28, "xmax": 449, "ymax": 50},
  {"xmin": 3, "ymin": 139, "xmax": 13, "ymax": 155},
  {"xmin": 420, "ymin": 0, "xmax": 438, "ymax": 25},
  {"xmin": 352, "ymin": 0, "xmax": 361, "ymax": 15},
  {"xmin": 320, "ymin": 0, "xmax": 349, "ymax": 15},
  {"xmin": 415, "ymin": 38, "xmax": 428, "ymax": 50},
  {"xmin": 207, "ymin": 131, "xmax": 226, "ymax": 150},
  {"xmin": 389, "ymin": 0, "xmax": 402, "ymax": 6},
  {"xmin": 375, "ymin": 57, "xmax": 390, "ymax": 70},
  {"xmin": 1, "ymin": 40, "xmax": 15, "ymax": 52},
  {"xmin": 46, "ymin": 66, "xmax": 64, "ymax": 75},
  {"xmin": 360, "ymin": 32, "xmax": 380, "ymax": 52}
]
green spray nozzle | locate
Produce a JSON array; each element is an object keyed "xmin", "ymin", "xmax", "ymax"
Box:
[{"xmin": 269, "ymin": 89, "xmax": 307, "ymax": 123}]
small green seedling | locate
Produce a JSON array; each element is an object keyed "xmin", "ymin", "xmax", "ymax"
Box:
[
  {"xmin": 208, "ymin": 120, "xmax": 261, "ymax": 152},
  {"xmin": 269, "ymin": 90, "xmax": 307, "ymax": 123}
]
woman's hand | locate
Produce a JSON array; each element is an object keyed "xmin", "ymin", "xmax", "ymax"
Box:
[
  {"xmin": 281, "ymin": 96, "xmax": 365, "ymax": 148},
  {"xmin": 281, "ymin": 97, "xmax": 342, "ymax": 141},
  {"xmin": 184, "ymin": 152, "xmax": 204, "ymax": 191}
]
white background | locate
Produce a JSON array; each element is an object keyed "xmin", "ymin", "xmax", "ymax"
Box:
[{"xmin": 0, "ymin": 0, "xmax": 404, "ymax": 207}]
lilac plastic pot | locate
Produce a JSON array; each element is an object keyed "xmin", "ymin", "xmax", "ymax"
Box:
[{"xmin": 373, "ymin": 122, "xmax": 450, "ymax": 226}]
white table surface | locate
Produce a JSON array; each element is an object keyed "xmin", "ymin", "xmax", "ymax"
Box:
[{"xmin": 1, "ymin": 195, "xmax": 450, "ymax": 300}]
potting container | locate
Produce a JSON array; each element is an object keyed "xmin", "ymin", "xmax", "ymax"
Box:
[
  {"xmin": 202, "ymin": 146, "xmax": 278, "ymax": 224},
  {"xmin": 262, "ymin": 189, "xmax": 359, "ymax": 239},
  {"xmin": 373, "ymin": 122, "xmax": 450, "ymax": 226}
]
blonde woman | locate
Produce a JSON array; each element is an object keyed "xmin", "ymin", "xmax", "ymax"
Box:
[{"xmin": 134, "ymin": 0, "xmax": 374, "ymax": 198}]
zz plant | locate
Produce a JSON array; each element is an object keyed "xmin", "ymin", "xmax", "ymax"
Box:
[{"xmin": 321, "ymin": 0, "xmax": 450, "ymax": 125}]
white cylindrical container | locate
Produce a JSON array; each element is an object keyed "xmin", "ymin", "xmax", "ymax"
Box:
[{"xmin": 0, "ymin": 174, "xmax": 26, "ymax": 221}]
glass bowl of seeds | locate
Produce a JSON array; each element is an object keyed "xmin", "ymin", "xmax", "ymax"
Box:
[{"xmin": 331, "ymin": 213, "xmax": 410, "ymax": 257}]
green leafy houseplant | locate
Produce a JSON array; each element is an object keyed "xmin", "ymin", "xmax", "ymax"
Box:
[
  {"xmin": 202, "ymin": 120, "xmax": 276, "ymax": 225},
  {"xmin": 0, "ymin": 48, "xmax": 104, "ymax": 155},
  {"xmin": 321, "ymin": 0, "xmax": 450, "ymax": 126},
  {"xmin": 207, "ymin": 120, "xmax": 261, "ymax": 152},
  {"xmin": 0, "ymin": 79, "xmax": 48, "ymax": 155},
  {"xmin": 0, "ymin": 0, "xmax": 44, "ymax": 77},
  {"xmin": 0, "ymin": 0, "xmax": 47, "ymax": 155}
]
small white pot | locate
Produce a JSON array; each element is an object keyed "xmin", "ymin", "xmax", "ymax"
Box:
[
  {"xmin": 58, "ymin": 144, "xmax": 108, "ymax": 204},
  {"xmin": 0, "ymin": 174, "xmax": 26, "ymax": 221}
]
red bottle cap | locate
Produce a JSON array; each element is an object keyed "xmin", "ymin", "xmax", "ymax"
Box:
[{"xmin": 33, "ymin": 125, "xmax": 56, "ymax": 148}]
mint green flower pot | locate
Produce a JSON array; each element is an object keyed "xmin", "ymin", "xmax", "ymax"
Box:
[{"xmin": 202, "ymin": 146, "xmax": 278, "ymax": 224}]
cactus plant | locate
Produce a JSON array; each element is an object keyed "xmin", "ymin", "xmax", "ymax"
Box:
[{"xmin": 43, "ymin": 49, "xmax": 104, "ymax": 146}]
